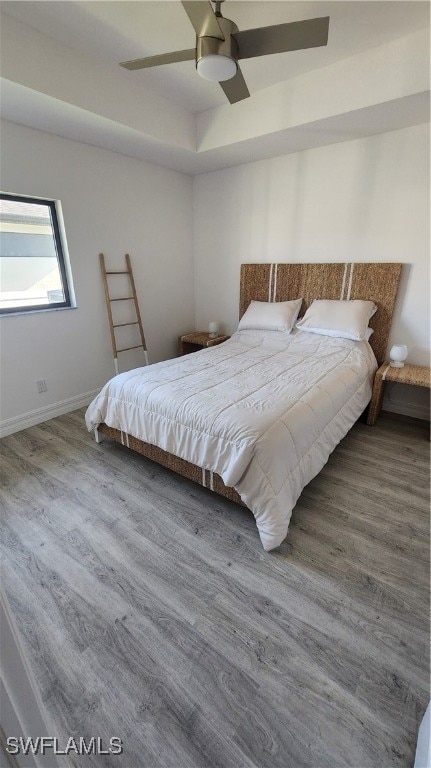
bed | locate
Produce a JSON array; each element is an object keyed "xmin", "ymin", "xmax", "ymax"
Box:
[{"xmin": 86, "ymin": 262, "xmax": 402, "ymax": 550}]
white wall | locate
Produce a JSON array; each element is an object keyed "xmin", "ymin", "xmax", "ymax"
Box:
[
  {"xmin": 0, "ymin": 120, "xmax": 194, "ymax": 433},
  {"xmin": 193, "ymin": 124, "xmax": 430, "ymax": 420},
  {"xmin": 1, "ymin": 121, "xmax": 429, "ymax": 431}
]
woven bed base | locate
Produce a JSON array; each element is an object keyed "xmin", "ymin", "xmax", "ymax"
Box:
[{"xmin": 98, "ymin": 424, "xmax": 246, "ymax": 507}]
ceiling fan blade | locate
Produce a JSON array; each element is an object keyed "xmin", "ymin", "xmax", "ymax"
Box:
[
  {"xmin": 181, "ymin": 1, "xmax": 225, "ymax": 40},
  {"xmin": 120, "ymin": 48, "xmax": 196, "ymax": 71},
  {"xmin": 234, "ymin": 16, "xmax": 329, "ymax": 60},
  {"xmin": 219, "ymin": 66, "xmax": 250, "ymax": 104}
]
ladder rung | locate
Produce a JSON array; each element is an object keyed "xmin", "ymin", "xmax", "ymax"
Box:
[
  {"xmin": 117, "ymin": 344, "xmax": 144, "ymax": 353},
  {"xmin": 113, "ymin": 321, "xmax": 139, "ymax": 328},
  {"xmin": 99, "ymin": 253, "xmax": 147, "ymax": 374}
]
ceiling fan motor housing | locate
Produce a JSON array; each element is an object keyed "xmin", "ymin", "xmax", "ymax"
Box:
[
  {"xmin": 196, "ymin": 16, "xmax": 239, "ymax": 81},
  {"xmin": 120, "ymin": 6, "xmax": 330, "ymax": 103}
]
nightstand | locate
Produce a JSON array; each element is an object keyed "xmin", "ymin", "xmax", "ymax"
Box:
[
  {"xmin": 178, "ymin": 331, "xmax": 230, "ymax": 356},
  {"xmin": 367, "ymin": 363, "xmax": 431, "ymax": 425}
]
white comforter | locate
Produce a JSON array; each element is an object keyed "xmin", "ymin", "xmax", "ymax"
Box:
[{"xmin": 85, "ymin": 330, "xmax": 376, "ymax": 551}]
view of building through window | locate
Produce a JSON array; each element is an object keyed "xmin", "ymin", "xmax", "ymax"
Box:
[{"xmin": 0, "ymin": 194, "xmax": 71, "ymax": 313}]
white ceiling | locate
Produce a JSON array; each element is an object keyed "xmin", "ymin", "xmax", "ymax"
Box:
[
  {"xmin": 2, "ymin": 0, "xmax": 430, "ymax": 114},
  {"xmin": 1, "ymin": 1, "xmax": 429, "ymax": 174}
]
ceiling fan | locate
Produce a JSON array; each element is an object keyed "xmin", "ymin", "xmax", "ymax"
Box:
[{"xmin": 120, "ymin": 1, "xmax": 329, "ymax": 104}]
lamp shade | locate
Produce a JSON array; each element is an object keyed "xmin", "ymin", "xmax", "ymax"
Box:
[
  {"xmin": 208, "ymin": 321, "xmax": 219, "ymax": 338},
  {"xmin": 197, "ymin": 55, "xmax": 237, "ymax": 82},
  {"xmin": 389, "ymin": 344, "xmax": 408, "ymax": 367}
]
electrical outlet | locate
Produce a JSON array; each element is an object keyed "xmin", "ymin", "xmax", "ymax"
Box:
[{"xmin": 36, "ymin": 379, "xmax": 47, "ymax": 393}]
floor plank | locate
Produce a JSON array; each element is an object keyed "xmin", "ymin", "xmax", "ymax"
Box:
[{"xmin": 0, "ymin": 410, "xmax": 429, "ymax": 767}]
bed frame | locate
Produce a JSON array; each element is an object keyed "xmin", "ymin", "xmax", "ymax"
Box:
[{"xmin": 97, "ymin": 262, "xmax": 402, "ymax": 506}]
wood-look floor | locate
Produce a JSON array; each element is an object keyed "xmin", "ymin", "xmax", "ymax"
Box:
[{"xmin": 0, "ymin": 409, "xmax": 429, "ymax": 768}]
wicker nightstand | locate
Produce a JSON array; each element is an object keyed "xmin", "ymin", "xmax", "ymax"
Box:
[
  {"xmin": 367, "ymin": 363, "xmax": 431, "ymax": 425},
  {"xmin": 178, "ymin": 332, "xmax": 230, "ymax": 356}
]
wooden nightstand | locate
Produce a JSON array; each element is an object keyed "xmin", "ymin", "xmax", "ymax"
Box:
[
  {"xmin": 178, "ymin": 331, "xmax": 230, "ymax": 356},
  {"xmin": 367, "ymin": 363, "xmax": 431, "ymax": 425}
]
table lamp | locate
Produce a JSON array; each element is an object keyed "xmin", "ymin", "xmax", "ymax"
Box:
[
  {"xmin": 389, "ymin": 344, "xmax": 408, "ymax": 368},
  {"xmin": 208, "ymin": 322, "xmax": 220, "ymax": 339}
]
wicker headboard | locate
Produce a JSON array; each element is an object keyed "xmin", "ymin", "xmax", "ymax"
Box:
[{"xmin": 239, "ymin": 263, "xmax": 402, "ymax": 365}]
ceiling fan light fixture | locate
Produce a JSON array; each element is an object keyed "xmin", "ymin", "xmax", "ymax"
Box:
[
  {"xmin": 120, "ymin": 4, "xmax": 330, "ymax": 105},
  {"xmin": 197, "ymin": 54, "xmax": 237, "ymax": 82}
]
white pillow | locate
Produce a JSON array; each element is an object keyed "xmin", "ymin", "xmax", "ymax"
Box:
[
  {"xmin": 238, "ymin": 299, "xmax": 302, "ymax": 333},
  {"xmin": 295, "ymin": 299, "xmax": 377, "ymax": 341}
]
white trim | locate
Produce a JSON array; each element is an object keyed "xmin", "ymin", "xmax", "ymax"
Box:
[
  {"xmin": 268, "ymin": 263, "xmax": 274, "ymax": 302},
  {"xmin": 346, "ymin": 263, "xmax": 354, "ymax": 300},
  {"xmin": 209, "ymin": 471, "xmax": 214, "ymax": 491},
  {"xmin": 0, "ymin": 725, "xmax": 20, "ymax": 768},
  {"xmin": 414, "ymin": 703, "xmax": 430, "ymax": 768},
  {"xmin": 201, "ymin": 468, "xmax": 206, "ymax": 487},
  {"xmin": 272, "ymin": 263, "xmax": 278, "ymax": 302},
  {"xmin": 383, "ymin": 379, "xmax": 430, "ymax": 421},
  {"xmin": 382, "ymin": 399, "xmax": 430, "ymax": 421},
  {"xmin": 0, "ymin": 590, "xmax": 64, "ymax": 767},
  {"xmin": 94, "ymin": 426, "xmax": 103, "ymax": 444},
  {"xmin": 120, "ymin": 430, "xmax": 131, "ymax": 447},
  {"xmin": 340, "ymin": 263, "xmax": 348, "ymax": 299},
  {"xmin": 0, "ymin": 306, "xmax": 78, "ymax": 319},
  {"xmin": 55, "ymin": 198, "xmax": 76, "ymax": 309},
  {"xmin": 0, "ymin": 389, "xmax": 100, "ymax": 438}
]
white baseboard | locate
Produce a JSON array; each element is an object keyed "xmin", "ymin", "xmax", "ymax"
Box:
[
  {"xmin": 382, "ymin": 379, "xmax": 430, "ymax": 422},
  {"xmin": 383, "ymin": 398, "xmax": 430, "ymax": 421},
  {"xmin": 0, "ymin": 389, "xmax": 100, "ymax": 438},
  {"xmin": 1, "ymin": 387, "xmax": 429, "ymax": 439}
]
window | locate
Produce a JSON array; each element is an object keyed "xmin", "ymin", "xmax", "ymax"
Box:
[{"xmin": 0, "ymin": 193, "xmax": 73, "ymax": 315}]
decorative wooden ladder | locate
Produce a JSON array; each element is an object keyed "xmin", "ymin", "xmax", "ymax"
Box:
[{"xmin": 99, "ymin": 252, "xmax": 148, "ymax": 375}]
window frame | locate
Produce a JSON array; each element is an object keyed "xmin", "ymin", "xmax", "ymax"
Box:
[{"xmin": 0, "ymin": 192, "xmax": 73, "ymax": 316}]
